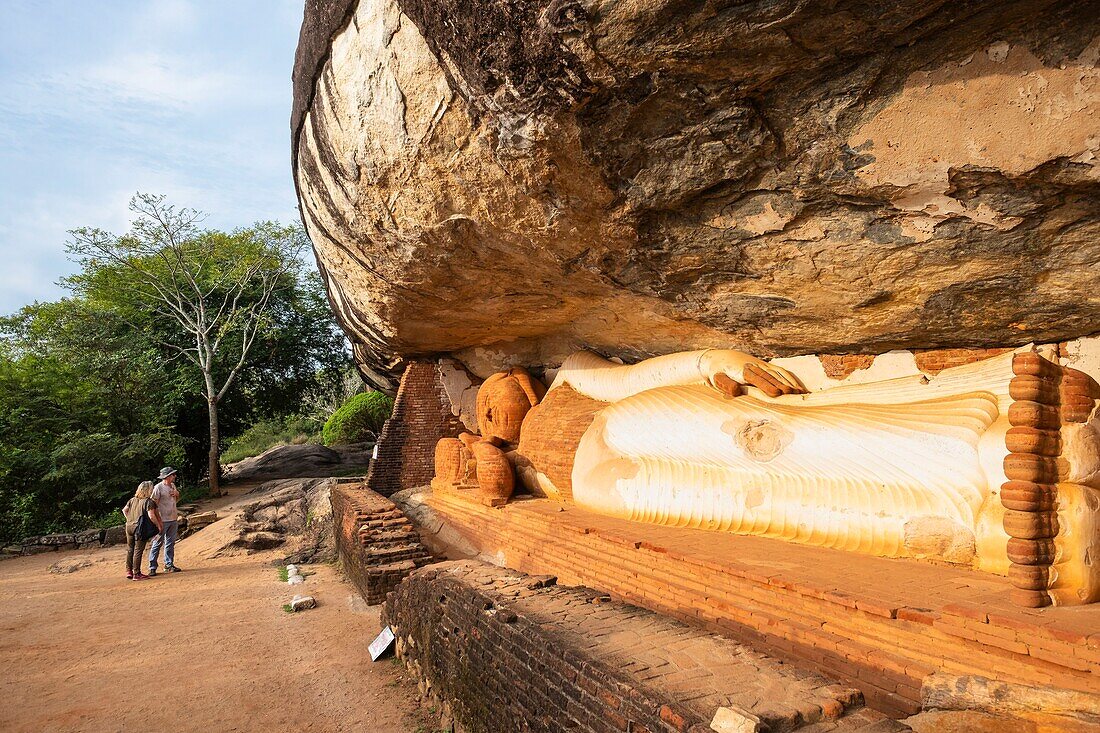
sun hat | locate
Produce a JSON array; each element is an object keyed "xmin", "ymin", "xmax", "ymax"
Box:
[{"xmin": 158, "ymin": 467, "xmax": 178, "ymax": 480}]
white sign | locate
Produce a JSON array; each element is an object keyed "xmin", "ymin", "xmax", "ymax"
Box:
[{"xmin": 369, "ymin": 625, "xmax": 396, "ymax": 661}]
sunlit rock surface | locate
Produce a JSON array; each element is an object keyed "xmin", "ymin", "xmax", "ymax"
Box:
[{"xmin": 292, "ymin": 0, "xmax": 1100, "ymax": 386}]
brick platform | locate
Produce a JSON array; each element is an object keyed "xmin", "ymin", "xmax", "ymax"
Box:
[
  {"xmin": 383, "ymin": 560, "xmax": 907, "ymax": 733},
  {"xmin": 427, "ymin": 492, "xmax": 1100, "ymax": 717},
  {"xmin": 330, "ymin": 481, "xmax": 433, "ymax": 604}
]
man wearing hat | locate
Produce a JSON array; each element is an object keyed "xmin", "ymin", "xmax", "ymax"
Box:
[{"xmin": 148, "ymin": 467, "xmax": 183, "ymax": 575}]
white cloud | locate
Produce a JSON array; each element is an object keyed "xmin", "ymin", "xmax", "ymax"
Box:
[
  {"xmin": 0, "ymin": 0, "xmax": 304, "ymax": 315},
  {"xmin": 81, "ymin": 51, "xmax": 245, "ymax": 108},
  {"xmin": 48, "ymin": 51, "xmax": 248, "ymax": 112},
  {"xmin": 135, "ymin": 0, "xmax": 198, "ymax": 35}
]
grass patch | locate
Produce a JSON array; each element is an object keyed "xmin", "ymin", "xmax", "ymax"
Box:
[
  {"xmin": 282, "ymin": 604, "xmax": 294, "ymax": 614},
  {"xmin": 277, "ymin": 566, "xmax": 289, "ymax": 582},
  {"xmin": 178, "ymin": 482, "xmax": 209, "ymax": 505},
  {"xmin": 92, "ymin": 507, "xmax": 125, "ymax": 529},
  {"xmin": 221, "ymin": 417, "xmax": 321, "ymax": 465}
]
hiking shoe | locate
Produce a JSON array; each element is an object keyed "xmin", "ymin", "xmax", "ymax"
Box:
[{"xmin": 166, "ymin": 565, "xmax": 182, "ymax": 573}]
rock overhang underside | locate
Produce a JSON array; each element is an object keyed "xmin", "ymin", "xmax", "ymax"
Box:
[{"xmin": 292, "ymin": 0, "xmax": 1100, "ymax": 388}]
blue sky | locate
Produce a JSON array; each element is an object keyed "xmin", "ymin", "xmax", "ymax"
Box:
[{"xmin": 0, "ymin": 0, "xmax": 305, "ymax": 314}]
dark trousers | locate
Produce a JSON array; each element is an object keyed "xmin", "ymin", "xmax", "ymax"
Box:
[{"xmin": 125, "ymin": 525, "xmax": 149, "ymax": 574}]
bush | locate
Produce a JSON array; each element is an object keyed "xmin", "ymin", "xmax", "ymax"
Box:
[
  {"xmin": 221, "ymin": 417, "xmax": 321, "ymax": 465},
  {"xmin": 322, "ymin": 391, "xmax": 393, "ymax": 446}
]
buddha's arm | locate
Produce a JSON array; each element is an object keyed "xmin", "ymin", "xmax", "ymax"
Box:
[
  {"xmin": 699, "ymin": 350, "xmax": 805, "ymax": 397},
  {"xmin": 551, "ymin": 349, "xmax": 805, "ymax": 402}
]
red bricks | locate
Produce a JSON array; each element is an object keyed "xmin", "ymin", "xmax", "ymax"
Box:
[
  {"xmin": 365, "ymin": 362, "xmax": 465, "ymax": 497},
  {"xmin": 383, "ymin": 561, "xmax": 872, "ymax": 733},
  {"xmin": 515, "ymin": 384, "xmax": 604, "ymax": 501},
  {"xmin": 820, "ymin": 355, "xmax": 876, "ymax": 380},
  {"xmin": 913, "ymin": 347, "xmax": 1013, "ymax": 375},
  {"xmin": 815, "ymin": 349, "xmax": 1015, "ymax": 383},
  {"xmin": 426, "ymin": 494, "xmax": 1100, "ymax": 716},
  {"xmin": 330, "ymin": 482, "xmax": 433, "ymax": 604},
  {"xmin": 895, "ymin": 607, "xmax": 938, "ymax": 625}
]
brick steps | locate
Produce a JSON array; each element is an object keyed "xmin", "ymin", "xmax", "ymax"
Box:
[
  {"xmin": 428, "ymin": 493, "xmax": 1100, "ymax": 717},
  {"xmin": 331, "ymin": 482, "xmax": 434, "ymax": 604}
]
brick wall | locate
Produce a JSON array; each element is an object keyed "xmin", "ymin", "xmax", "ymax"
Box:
[
  {"xmin": 330, "ymin": 481, "xmax": 433, "ymax": 604},
  {"xmin": 913, "ymin": 347, "xmax": 1013, "ymax": 375},
  {"xmin": 383, "ymin": 560, "xmax": 901, "ymax": 733},
  {"xmin": 426, "ymin": 494, "xmax": 1100, "ymax": 718},
  {"xmin": 819, "ymin": 355, "xmax": 876, "ymax": 380},
  {"xmin": 816, "ymin": 349, "xmax": 1014, "ymax": 380},
  {"xmin": 515, "ymin": 384, "xmax": 605, "ymax": 501},
  {"xmin": 365, "ymin": 362, "xmax": 465, "ymax": 497}
]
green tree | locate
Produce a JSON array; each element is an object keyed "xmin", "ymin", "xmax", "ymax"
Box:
[
  {"xmin": 65, "ymin": 194, "xmax": 308, "ymax": 496},
  {"xmin": 0, "ymin": 302, "xmax": 185, "ymax": 541},
  {"xmin": 0, "ymin": 195, "xmax": 350, "ymax": 541},
  {"xmin": 322, "ymin": 391, "xmax": 394, "ymax": 445}
]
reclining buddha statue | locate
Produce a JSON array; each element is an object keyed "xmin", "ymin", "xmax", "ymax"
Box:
[{"xmin": 506, "ymin": 348, "xmax": 1100, "ymax": 607}]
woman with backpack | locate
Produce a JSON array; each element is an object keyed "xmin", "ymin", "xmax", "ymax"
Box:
[{"xmin": 122, "ymin": 481, "xmax": 161, "ymax": 581}]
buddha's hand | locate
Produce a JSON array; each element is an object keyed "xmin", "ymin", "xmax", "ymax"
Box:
[{"xmin": 700, "ymin": 350, "xmax": 806, "ymax": 398}]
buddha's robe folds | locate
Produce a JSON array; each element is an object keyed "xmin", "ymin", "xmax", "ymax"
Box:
[{"xmin": 552, "ymin": 349, "xmax": 1020, "ymax": 571}]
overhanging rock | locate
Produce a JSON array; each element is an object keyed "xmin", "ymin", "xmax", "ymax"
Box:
[{"xmin": 292, "ymin": 0, "xmax": 1100, "ymax": 385}]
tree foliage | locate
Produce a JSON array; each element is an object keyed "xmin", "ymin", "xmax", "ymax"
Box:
[
  {"xmin": 0, "ymin": 302, "xmax": 185, "ymax": 540},
  {"xmin": 65, "ymin": 194, "xmax": 311, "ymax": 495},
  {"xmin": 322, "ymin": 392, "xmax": 394, "ymax": 446},
  {"xmin": 0, "ymin": 195, "xmax": 351, "ymax": 543}
]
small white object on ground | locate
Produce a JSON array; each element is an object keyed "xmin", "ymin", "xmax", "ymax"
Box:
[
  {"xmin": 710, "ymin": 706, "xmax": 762, "ymax": 733},
  {"xmin": 369, "ymin": 626, "xmax": 396, "ymax": 661},
  {"xmin": 287, "ymin": 563, "xmax": 304, "ymax": 584},
  {"xmin": 290, "ymin": 594, "xmax": 316, "ymax": 611}
]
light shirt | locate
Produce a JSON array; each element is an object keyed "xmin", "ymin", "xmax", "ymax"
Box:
[
  {"xmin": 151, "ymin": 480, "xmax": 179, "ymax": 522},
  {"xmin": 123, "ymin": 496, "xmax": 154, "ymax": 528}
]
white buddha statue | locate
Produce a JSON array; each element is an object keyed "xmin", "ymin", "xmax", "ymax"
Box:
[{"xmin": 529, "ymin": 348, "xmax": 1098, "ymax": 599}]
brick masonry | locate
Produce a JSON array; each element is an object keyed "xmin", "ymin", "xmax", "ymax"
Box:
[
  {"xmin": 815, "ymin": 348, "xmax": 1013, "ymax": 380},
  {"xmin": 330, "ymin": 481, "xmax": 433, "ymax": 604},
  {"xmin": 426, "ymin": 493, "xmax": 1100, "ymax": 718},
  {"xmin": 819, "ymin": 355, "xmax": 876, "ymax": 380},
  {"xmin": 515, "ymin": 384, "xmax": 605, "ymax": 502},
  {"xmin": 912, "ymin": 347, "xmax": 1014, "ymax": 375},
  {"xmin": 365, "ymin": 361, "xmax": 465, "ymax": 497},
  {"xmin": 382, "ymin": 560, "xmax": 908, "ymax": 733}
]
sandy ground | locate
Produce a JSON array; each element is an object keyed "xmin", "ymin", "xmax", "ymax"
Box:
[{"xmin": 0, "ymin": 496, "xmax": 432, "ymax": 733}]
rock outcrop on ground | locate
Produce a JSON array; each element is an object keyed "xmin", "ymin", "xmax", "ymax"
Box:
[
  {"xmin": 293, "ymin": 0, "xmax": 1099, "ymax": 386},
  {"xmin": 197, "ymin": 478, "xmax": 337, "ymax": 563},
  {"xmin": 222, "ymin": 443, "xmax": 372, "ymax": 483}
]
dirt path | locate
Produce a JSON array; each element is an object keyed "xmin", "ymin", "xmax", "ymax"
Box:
[{"xmin": 0, "ymin": 522, "xmax": 431, "ymax": 733}]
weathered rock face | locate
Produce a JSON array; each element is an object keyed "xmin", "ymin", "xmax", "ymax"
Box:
[
  {"xmin": 292, "ymin": 0, "xmax": 1100, "ymax": 385},
  {"xmin": 221, "ymin": 442, "xmax": 372, "ymax": 483}
]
